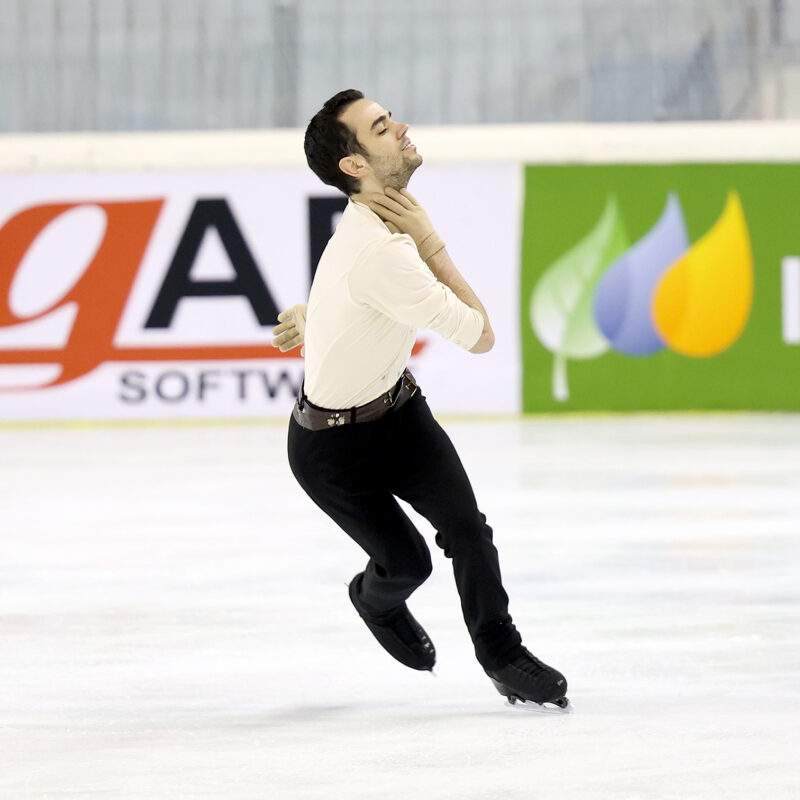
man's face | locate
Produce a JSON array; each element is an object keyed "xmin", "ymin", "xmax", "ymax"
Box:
[{"xmin": 339, "ymin": 98, "xmax": 423, "ymax": 190}]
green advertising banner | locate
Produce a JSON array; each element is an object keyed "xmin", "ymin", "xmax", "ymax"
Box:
[{"xmin": 521, "ymin": 163, "xmax": 800, "ymax": 412}]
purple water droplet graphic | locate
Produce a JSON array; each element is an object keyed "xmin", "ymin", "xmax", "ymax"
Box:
[{"xmin": 593, "ymin": 194, "xmax": 689, "ymax": 356}]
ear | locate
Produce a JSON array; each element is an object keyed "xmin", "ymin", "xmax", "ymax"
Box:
[{"xmin": 339, "ymin": 154, "xmax": 367, "ymax": 181}]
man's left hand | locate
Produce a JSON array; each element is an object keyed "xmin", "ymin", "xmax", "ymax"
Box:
[{"xmin": 369, "ymin": 188, "xmax": 445, "ymax": 261}]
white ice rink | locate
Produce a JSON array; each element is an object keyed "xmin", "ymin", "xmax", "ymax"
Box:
[{"xmin": 2, "ymin": 413, "xmax": 799, "ymax": 799}]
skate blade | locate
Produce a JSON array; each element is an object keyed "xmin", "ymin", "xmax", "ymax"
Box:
[{"xmin": 504, "ymin": 696, "xmax": 573, "ymax": 714}]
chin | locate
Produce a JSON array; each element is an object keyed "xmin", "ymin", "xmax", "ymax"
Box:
[{"xmin": 406, "ymin": 154, "xmax": 423, "ymax": 179}]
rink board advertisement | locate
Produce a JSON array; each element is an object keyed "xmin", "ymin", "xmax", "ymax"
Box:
[
  {"xmin": 522, "ymin": 163, "xmax": 800, "ymax": 412},
  {"xmin": 0, "ymin": 164, "xmax": 520, "ymax": 421}
]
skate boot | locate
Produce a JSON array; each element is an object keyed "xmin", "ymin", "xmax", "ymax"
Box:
[
  {"xmin": 348, "ymin": 574, "xmax": 436, "ymax": 672},
  {"xmin": 485, "ymin": 647, "xmax": 569, "ymax": 709}
]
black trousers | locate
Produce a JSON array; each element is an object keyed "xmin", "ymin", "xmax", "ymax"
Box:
[{"xmin": 287, "ymin": 388, "xmax": 522, "ymax": 671}]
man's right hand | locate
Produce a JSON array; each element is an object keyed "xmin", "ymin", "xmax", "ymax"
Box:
[
  {"xmin": 369, "ymin": 188, "xmax": 445, "ymax": 262},
  {"xmin": 272, "ymin": 304, "xmax": 307, "ymax": 354}
]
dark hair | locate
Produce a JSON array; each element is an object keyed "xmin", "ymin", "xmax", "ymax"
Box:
[{"xmin": 304, "ymin": 89, "xmax": 366, "ymax": 196}]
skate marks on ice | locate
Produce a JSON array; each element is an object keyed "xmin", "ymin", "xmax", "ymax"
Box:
[{"xmin": 1, "ymin": 417, "xmax": 800, "ymax": 799}]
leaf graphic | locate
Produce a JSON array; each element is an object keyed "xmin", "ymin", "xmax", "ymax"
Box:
[
  {"xmin": 530, "ymin": 196, "xmax": 629, "ymax": 401},
  {"xmin": 592, "ymin": 193, "xmax": 689, "ymax": 356}
]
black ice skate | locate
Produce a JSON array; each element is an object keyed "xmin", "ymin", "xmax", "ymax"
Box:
[
  {"xmin": 348, "ymin": 574, "xmax": 436, "ymax": 671},
  {"xmin": 485, "ymin": 647, "xmax": 570, "ymax": 710}
]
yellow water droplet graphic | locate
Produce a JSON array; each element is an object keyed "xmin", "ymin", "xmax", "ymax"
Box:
[{"xmin": 652, "ymin": 192, "xmax": 753, "ymax": 358}]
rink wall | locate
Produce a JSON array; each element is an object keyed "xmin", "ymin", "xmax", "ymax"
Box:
[{"xmin": 2, "ymin": 122, "xmax": 800, "ymax": 421}]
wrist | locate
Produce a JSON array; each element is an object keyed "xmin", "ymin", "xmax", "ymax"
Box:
[{"xmin": 417, "ymin": 231, "xmax": 445, "ymax": 262}]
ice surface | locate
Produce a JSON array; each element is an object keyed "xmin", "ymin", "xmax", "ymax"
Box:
[{"xmin": 1, "ymin": 413, "xmax": 799, "ymax": 799}]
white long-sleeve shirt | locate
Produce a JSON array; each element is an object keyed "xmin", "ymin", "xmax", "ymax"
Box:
[{"xmin": 303, "ymin": 199, "xmax": 484, "ymax": 409}]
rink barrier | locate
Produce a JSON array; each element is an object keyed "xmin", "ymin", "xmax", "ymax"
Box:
[
  {"xmin": 4, "ymin": 121, "xmax": 800, "ymax": 171},
  {"xmin": 2, "ymin": 122, "xmax": 800, "ymax": 420}
]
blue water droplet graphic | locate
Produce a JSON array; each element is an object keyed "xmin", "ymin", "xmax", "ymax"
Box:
[{"xmin": 593, "ymin": 193, "xmax": 689, "ymax": 356}]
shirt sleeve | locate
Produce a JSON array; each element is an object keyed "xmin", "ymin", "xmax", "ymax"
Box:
[{"xmin": 348, "ymin": 235, "xmax": 485, "ymax": 350}]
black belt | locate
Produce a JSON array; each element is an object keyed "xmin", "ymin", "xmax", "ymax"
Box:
[{"xmin": 292, "ymin": 370, "xmax": 418, "ymax": 431}]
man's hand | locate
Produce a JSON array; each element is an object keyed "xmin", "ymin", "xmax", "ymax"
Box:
[
  {"xmin": 272, "ymin": 304, "xmax": 307, "ymax": 354},
  {"xmin": 369, "ymin": 188, "xmax": 445, "ymax": 261}
]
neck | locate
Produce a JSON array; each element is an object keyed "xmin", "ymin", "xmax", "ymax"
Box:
[{"xmin": 349, "ymin": 177, "xmax": 386, "ymax": 206}]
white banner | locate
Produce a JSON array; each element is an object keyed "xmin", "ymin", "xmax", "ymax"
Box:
[{"xmin": 0, "ymin": 164, "xmax": 519, "ymax": 420}]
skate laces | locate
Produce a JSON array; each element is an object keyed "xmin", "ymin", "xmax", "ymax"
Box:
[
  {"xmin": 392, "ymin": 610, "xmax": 434, "ymax": 654},
  {"xmin": 508, "ymin": 648, "xmax": 548, "ymax": 677}
]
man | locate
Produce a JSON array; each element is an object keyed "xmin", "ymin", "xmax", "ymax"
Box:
[{"xmin": 273, "ymin": 89, "xmax": 569, "ymax": 708}]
